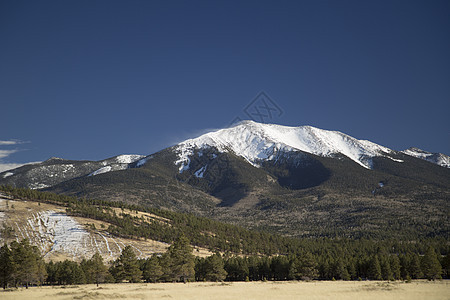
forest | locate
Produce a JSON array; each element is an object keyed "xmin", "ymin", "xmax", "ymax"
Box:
[
  {"xmin": 0, "ymin": 186, "xmax": 448, "ymax": 289},
  {"xmin": 0, "ymin": 236, "xmax": 447, "ymax": 289}
]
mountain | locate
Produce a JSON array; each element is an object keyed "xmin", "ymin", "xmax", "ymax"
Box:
[
  {"xmin": 0, "ymin": 154, "xmax": 145, "ymax": 190},
  {"xmin": 175, "ymin": 120, "xmax": 398, "ymax": 170},
  {"xmin": 402, "ymin": 147, "xmax": 450, "ymax": 168},
  {"xmin": 1, "ymin": 121, "xmax": 449, "ymax": 239}
]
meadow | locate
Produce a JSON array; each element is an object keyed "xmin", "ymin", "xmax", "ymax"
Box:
[{"xmin": 1, "ymin": 280, "xmax": 448, "ymax": 300}]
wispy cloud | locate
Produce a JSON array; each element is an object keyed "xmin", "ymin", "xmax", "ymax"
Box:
[
  {"xmin": 0, "ymin": 140, "xmax": 24, "ymax": 146},
  {"xmin": 0, "ymin": 140, "xmax": 39, "ymax": 173},
  {"xmin": 0, "ymin": 149, "xmax": 20, "ymax": 160}
]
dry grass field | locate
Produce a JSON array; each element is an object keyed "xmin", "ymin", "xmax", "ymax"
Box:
[{"xmin": 1, "ymin": 280, "xmax": 448, "ymax": 300}]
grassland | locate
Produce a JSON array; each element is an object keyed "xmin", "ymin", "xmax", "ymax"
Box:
[{"xmin": 1, "ymin": 280, "xmax": 448, "ymax": 300}]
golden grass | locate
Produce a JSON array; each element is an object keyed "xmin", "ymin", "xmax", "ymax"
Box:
[{"xmin": 1, "ymin": 280, "xmax": 448, "ymax": 300}]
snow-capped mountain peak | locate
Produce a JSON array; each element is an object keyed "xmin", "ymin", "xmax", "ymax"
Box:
[
  {"xmin": 175, "ymin": 120, "xmax": 397, "ymax": 171},
  {"xmin": 402, "ymin": 147, "xmax": 450, "ymax": 168}
]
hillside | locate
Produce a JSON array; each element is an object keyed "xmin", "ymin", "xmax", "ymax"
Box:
[
  {"xmin": 0, "ymin": 187, "xmax": 313, "ymax": 258},
  {"xmin": 44, "ymin": 147, "xmax": 449, "ymax": 239},
  {"xmin": 0, "ymin": 191, "xmax": 212, "ymax": 262},
  {"xmin": 1, "ymin": 121, "xmax": 449, "ymax": 240}
]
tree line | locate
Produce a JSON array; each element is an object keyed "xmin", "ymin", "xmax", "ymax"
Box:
[
  {"xmin": 0, "ymin": 237, "xmax": 448, "ymax": 289},
  {"xmin": 1, "ymin": 185, "xmax": 447, "ymax": 257},
  {"xmin": 0, "ymin": 185, "xmax": 448, "ymax": 289}
]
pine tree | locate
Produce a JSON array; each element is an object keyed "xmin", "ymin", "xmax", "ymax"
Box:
[
  {"xmin": 89, "ymin": 253, "xmax": 109, "ymax": 286},
  {"xmin": 113, "ymin": 246, "xmax": 142, "ymax": 283},
  {"xmin": 348, "ymin": 260, "xmax": 357, "ymax": 280},
  {"xmin": 204, "ymin": 253, "xmax": 227, "ymax": 282},
  {"xmin": 143, "ymin": 254, "xmax": 163, "ymax": 283},
  {"xmin": 10, "ymin": 239, "xmax": 46, "ymax": 288},
  {"xmin": 380, "ymin": 256, "xmax": 393, "ymax": 281},
  {"xmin": 441, "ymin": 253, "xmax": 450, "ymax": 279},
  {"xmin": 421, "ymin": 246, "xmax": 442, "ymax": 280},
  {"xmin": 46, "ymin": 261, "xmax": 58, "ymax": 285},
  {"xmin": 56, "ymin": 260, "xmax": 85, "ymax": 285},
  {"xmin": 409, "ymin": 254, "xmax": 423, "ymax": 279},
  {"xmin": 290, "ymin": 252, "xmax": 318, "ymax": 280},
  {"xmin": 368, "ymin": 255, "xmax": 382, "ymax": 280},
  {"xmin": 166, "ymin": 235, "xmax": 195, "ymax": 282},
  {"xmin": 333, "ymin": 259, "xmax": 350, "ymax": 281},
  {"xmin": 390, "ymin": 255, "xmax": 401, "ymax": 280},
  {"xmin": 224, "ymin": 256, "xmax": 249, "ymax": 281},
  {"xmin": 399, "ymin": 254, "xmax": 410, "ymax": 279},
  {"xmin": 0, "ymin": 243, "xmax": 13, "ymax": 289},
  {"xmin": 270, "ymin": 256, "xmax": 290, "ymax": 281}
]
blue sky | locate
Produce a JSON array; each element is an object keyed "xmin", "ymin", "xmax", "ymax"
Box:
[{"xmin": 1, "ymin": 0, "xmax": 449, "ymax": 170}]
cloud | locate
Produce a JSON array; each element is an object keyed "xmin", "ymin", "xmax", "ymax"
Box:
[
  {"xmin": 0, "ymin": 140, "xmax": 25, "ymax": 146},
  {"xmin": 0, "ymin": 149, "xmax": 20, "ymax": 160},
  {"xmin": 0, "ymin": 140, "xmax": 39, "ymax": 173}
]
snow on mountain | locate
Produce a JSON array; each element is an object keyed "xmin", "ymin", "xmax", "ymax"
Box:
[
  {"xmin": 89, "ymin": 154, "xmax": 145, "ymax": 176},
  {"xmin": 89, "ymin": 166, "xmax": 112, "ymax": 176},
  {"xmin": 175, "ymin": 120, "xmax": 398, "ymax": 170},
  {"xmin": 0, "ymin": 154, "xmax": 146, "ymax": 188},
  {"xmin": 2, "ymin": 172, "xmax": 13, "ymax": 178},
  {"xmin": 402, "ymin": 147, "xmax": 450, "ymax": 168},
  {"xmin": 113, "ymin": 154, "xmax": 145, "ymax": 164},
  {"xmin": 89, "ymin": 155, "xmax": 145, "ymax": 176},
  {"xmin": 29, "ymin": 210, "xmax": 91, "ymax": 258}
]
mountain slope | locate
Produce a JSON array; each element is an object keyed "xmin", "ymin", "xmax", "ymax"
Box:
[
  {"xmin": 0, "ymin": 155, "xmax": 145, "ymax": 189},
  {"xmin": 402, "ymin": 147, "xmax": 450, "ymax": 168},
  {"xmin": 1, "ymin": 121, "xmax": 448, "ymax": 239},
  {"xmin": 175, "ymin": 120, "xmax": 398, "ymax": 170}
]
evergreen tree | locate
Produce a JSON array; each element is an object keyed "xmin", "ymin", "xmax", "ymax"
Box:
[
  {"xmin": 399, "ymin": 254, "xmax": 410, "ymax": 279},
  {"xmin": 247, "ymin": 256, "xmax": 260, "ymax": 281},
  {"xmin": 390, "ymin": 255, "xmax": 401, "ymax": 280},
  {"xmin": 258, "ymin": 256, "xmax": 272, "ymax": 281},
  {"xmin": 46, "ymin": 261, "xmax": 58, "ymax": 285},
  {"xmin": 380, "ymin": 256, "xmax": 393, "ymax": 281},
  {"xmin": 270, "ymin": 256, "xmax": 290, "ymax": 281},
  {"xmin": 88, "ymin": 253, "xmax": 109, "ymax": 286},
  {"xmin": 112, "ymin": 246, "xmax": 142, "ymax": 283},
  {"xmin": 224, "ymin": 256, "xmax": 249, "ymax": 281},
  {"xmin": 441, "ymin": 253, "xmax": 450, "ymax": 279},
  {"xmin": 143, "ymin": 254, "xmax": 163, "ymax": 283},
  {"xmin": 10, "ymin": 239, "xmax": 46, "ymax": 288},
  {"xmin": 290, "ymin": 252, "xmax": 318, "ymax": 280},
  {"xmin": 55, "ymin": 260, "xmax": 85, "ymax": 285},
  {"xmin": 368, "ymin": 255, "xmax": 382, "ymax": 280},
  {"xmin": 166, "ymin": 235, "xmax": 195, "ymax": 282},
  {"xmin": 347, "ymin": 260, "xmax": 357, "ymax": 280},
  {"xmin": 333, "ymin": 259, "xmax": 350, "ymax": 281},
  {"xmin": 204, "ymin": 253, "xmax": 227, "ymax": 282},
  {"xmin": 409, "ymin": 254, "xmax": 423, "ymax": 279},
  {"xmin": 318, "ymin": 258, "xmax": 331, "ymax": 280},
  {"xmin": 0, "ymin": 243, "xmax": 13, "ymax": 289},
  {"xmin": 421, "ymin": 246, "xmax": 442, "ymax": 280}
]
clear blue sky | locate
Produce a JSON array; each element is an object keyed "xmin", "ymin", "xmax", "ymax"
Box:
[{"xmin": 1, "ymin": 0, "xmax": 449, "ymax": 169}]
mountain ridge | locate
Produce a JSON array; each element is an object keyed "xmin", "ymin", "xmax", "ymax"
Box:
[
  {"xmin": 0, "ymin": 121, "xmax": 448, "ymax": 239},
  {"xmin": 175, "ymin": 120, "xmax": 398, "ymax": 170}
]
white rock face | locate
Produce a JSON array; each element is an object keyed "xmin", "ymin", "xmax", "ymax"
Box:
[{"xmin": 175, "ymin": 120, "xmax": 396, "ymax": 170}]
